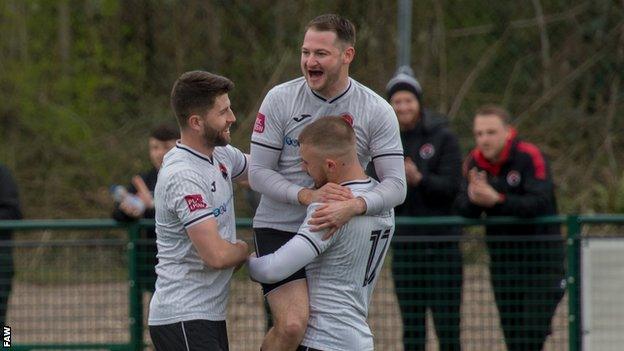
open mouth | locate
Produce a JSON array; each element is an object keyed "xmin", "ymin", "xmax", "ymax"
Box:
[{"xmin": 308, "ymin": 69, "xmax": 323, "ymax": 79}]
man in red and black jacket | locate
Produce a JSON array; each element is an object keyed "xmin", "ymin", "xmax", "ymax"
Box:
[{"xmin": 455, "ymin": 105, "xmax": 565, "ymax": 351}]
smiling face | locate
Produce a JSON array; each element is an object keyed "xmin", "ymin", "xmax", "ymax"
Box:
[
  {"xmin": 198, "ymin": 93, "xmax": 236, "ymax": 148},
  {"xmin": 390, "ymin": 90, "xmax": 421, "ymax": 130},
  {"xmin": 473, "ymin": 114, "xmax": 510, "ymax": 161},
  {"xmin": 300, "ymin": 29, "xmax": 354, "ymax": 98}
]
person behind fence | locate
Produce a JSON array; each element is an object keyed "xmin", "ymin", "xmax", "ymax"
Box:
[
  {"xmin": 0, "ymin": 163, "xmax": 22, "ymax": 327},
  {"xmin": 249, "ymin": 116, "xmax": 395, "ymax": 351},
  {"xmin": 455, "ymin": 105, "xmax": 565, "ymax": 351},
  {"xmin": 383, "ymin": 66, "xmax": 463, "ymax": 350},
  {"xmin": 249, "ymin": 13, "xmax": 406, "ymax": 351},
  {"xmin": 148, "ymin": 71, "xmax": 249, "ymax": 351},
  {"xmin": 111, "ymin": 123, "xmax": 178, "ymax": 292}
]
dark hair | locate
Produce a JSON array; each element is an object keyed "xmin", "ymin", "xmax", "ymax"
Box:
[
  {"xmin": 475, "ymin": 104, "xmax": 512, "ymax": 125},
  {"xmin": 299, "ymin": 116, "xmax": 355, "ymax": 156},
  {"xmin": 170, "ymin": 71, "xmax": 234, "ymax": 127},
  {"xmin": 150, "ymin": 123, "xmax": 179, "ymax": 141},
  {"xmin": 305, "ymin": 14, "xmax": 356, "ymax": 47}
]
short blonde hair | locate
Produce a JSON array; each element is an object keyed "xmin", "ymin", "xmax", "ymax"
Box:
[{"xmin": 298, "ymin": 116, "xmax": 355, "ymax": 157}]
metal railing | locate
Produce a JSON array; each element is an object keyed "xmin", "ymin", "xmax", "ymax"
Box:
[{"xmin": 1, "ymin": 215, "xmax": 623, "ymax": 350}]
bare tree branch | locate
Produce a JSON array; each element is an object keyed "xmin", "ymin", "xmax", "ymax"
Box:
[
  {"xmin": 448, "ymin": 29, "xmax": 510, "ymax": 120},
  {"xmin": 448, "ymin": 2, "xmax": 589, "ymax": 38}
]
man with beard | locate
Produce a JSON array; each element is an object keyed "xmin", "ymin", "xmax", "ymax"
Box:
[
  {"xmin": 249, "ymin": 14, "xmax": 406, "ymax": 350},
  {"xmin": 148, "ymin": 71, "xmax": 249, "ymax": 351}
]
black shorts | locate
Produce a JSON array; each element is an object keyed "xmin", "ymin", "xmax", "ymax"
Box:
[
  {"xmin": 149, "ymin": 319, "xmax": 228, "ymax": 351},
  {"xmin": 254, "ymin": 227, "xmax": 306, "ymax": 295}
]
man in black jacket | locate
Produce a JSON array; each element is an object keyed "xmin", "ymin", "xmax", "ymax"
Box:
[
  {"xmin": 385, "ymin": 66, "xmax": 463, "ymax": 350},
  {"xmin": 0, "ymin": 163, "xmax": 22, "ymax": 327},
  {"xmin": 112, "ymin": 124, "xmax": 178, "ymax": 292},
  {"xmin": 455, "ymin": 105, "xmax": 565, "ymax": 351}
]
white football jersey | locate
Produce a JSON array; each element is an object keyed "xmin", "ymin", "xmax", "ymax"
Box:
[
  {"xmin": 148, "ymin": 142, "xmax": 247, "ymax": 325},
  {"xmin": 251, "ymin": 77, "xmax": 402, "ymax": 232}
]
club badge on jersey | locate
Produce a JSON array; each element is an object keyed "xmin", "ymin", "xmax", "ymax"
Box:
[{"xmin": 218, "ymin": 163, "xmax": 228, "ymax": 180}]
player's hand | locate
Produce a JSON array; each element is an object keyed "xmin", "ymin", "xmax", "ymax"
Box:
[
  {"xmin": 119, "ymin": 198, "xmax": 144, "ymax": 218},
  {"xmin": 298, "ymin": 183, "xmax": 353, "ymax": 206},
  {"xmin": 132, "ymin": 176, "xmax": 154, "ymax": 209},
  {"xmin": 236, "ymin": 239, "xmax": 249, "ymax": 252},
  {"xmin": 308, "ymin": 198, "xmax": 366, "ymax": 240}
]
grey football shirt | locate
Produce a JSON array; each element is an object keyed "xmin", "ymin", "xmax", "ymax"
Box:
[
  {"xmin": 300, "ymin": 179, "xmax": 394, "ymax": 350},
  {"xmin": 248, "ymin": 178, "xmax": 395, "ymax": 350},
  {"xmin": 148, "ymin": 141, "xmax": 247, "ymax": 325},
  {"xmin": 250, "ymin": 77, "xmax": 403, "ymax": 232}
]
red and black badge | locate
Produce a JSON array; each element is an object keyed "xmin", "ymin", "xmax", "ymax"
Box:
[
  {"xmin": 218, "ymin": 162, "xmax": 228, "ymax": 180},
  {"xmin": 340, "ymin": 113, "xmax": 354, "ymax": 127},
  {"xmin": 506, "ymin": 170, "xmax": 522, "ymax": 186},
  {"xmin": 419, "ymin": 143, "xmax": 435, "ymax": 159}
]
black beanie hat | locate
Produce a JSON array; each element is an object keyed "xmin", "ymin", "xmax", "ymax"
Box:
[{"xmin": 385, "ymin": 66, "xmax": 423, "ymax": 102}]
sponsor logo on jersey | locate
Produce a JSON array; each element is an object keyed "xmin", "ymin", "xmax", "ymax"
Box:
[
  {"xmin": 293, "ymin": 114, "xmax": 311, "ymax": 122},
  {"xmin": 283, "ymin": 135, "xmax": 300, "ymax": 147},
  {"xmin": 506, "ymin": 170, "xmax": 521, "ymax": 186},
  {"xmin": 218, "ymin": 162, "xmax": 228, "ymax": 180},
  {"xmin": 213, "ymin": 202, "xmax": 228, "ymax": 218},
  {"xmin": 254, "ymin": 113, "xmax": 266, "ymax": 133},
  {"xmin": 340, "ymin": 113, "xmax": 354, "ymax": 127},
  {"xmin": 419, "ymin": 143, "xmax": 435, "ymax": 159},
  {"xmin": 184, "ymin": 194, "xmax": 207, "ymax": 212}
]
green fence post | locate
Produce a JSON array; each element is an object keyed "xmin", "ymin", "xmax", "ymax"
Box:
[
  {"xmin": 566, "ymin": 215, "xmax": 580, "ymax": 351},
  {"xmin": 127, "ymin": 223, "xmax": 143, "ymax": 351}
]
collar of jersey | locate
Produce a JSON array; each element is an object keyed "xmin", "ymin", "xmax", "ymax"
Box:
[
  {"xmin": 340, "ymin": 177, "xmax": 372, "ymax": 187},
  {"xmin": 176, "ymin": 141, "xmax": 214, "ymax": 165},
  {"xmin": 309, "ymin": 78, "xmax": 352, "ymax": 104}
]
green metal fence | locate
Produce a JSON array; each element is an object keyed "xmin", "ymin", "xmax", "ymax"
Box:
[{"xmin": 1, "ymin": 215, "xmax": 621, "ymax": 350}]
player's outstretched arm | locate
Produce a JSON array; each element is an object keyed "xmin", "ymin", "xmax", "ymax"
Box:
[
  {"xmin": 248, "ymin": 235, "xmax": 318, "ymax": 283},
  {"xmin": 187, "ymin": 218, "xmax": 248, "ymax": 270}
]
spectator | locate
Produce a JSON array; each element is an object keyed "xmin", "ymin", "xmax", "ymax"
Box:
[
  {"xmin": 112, "ymin": 123, "xmax": 178, "ymax": 291},
  {"xmin": 0, "ymin": 163, "xmax": 22, "ymax": 326},
  {"xmin": 384, "ymin": 66, "xmax": 463, "ymax": 350},
  {"xmin": 455, "ymin": 105, "xmax": 565, "ymax": 351}
]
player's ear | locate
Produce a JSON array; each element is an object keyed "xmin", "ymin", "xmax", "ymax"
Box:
[
  {"xmin": 187, "ymin": 114, "xmax": 203, "ymax": 132},
  {"xmin": 325, "ymin": 158, "xmax": 337, "ymax": 173},
  {"xmin": 342, "ymin": 46, "xmax": 355, "ymax": 64}
]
